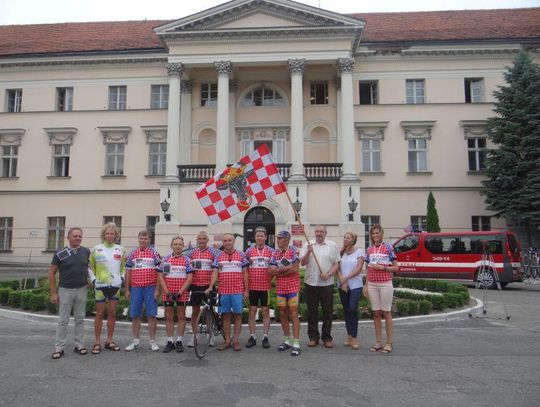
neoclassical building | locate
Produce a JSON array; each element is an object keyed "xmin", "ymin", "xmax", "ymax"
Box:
[{"xmin": 0, "ymin": 0, "xmax": 539, "ymax": 264}]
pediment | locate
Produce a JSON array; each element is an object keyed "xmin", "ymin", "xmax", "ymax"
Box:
[{"xmin": 155, "ymin": 0, "xmax": 364, "ymax": 35}]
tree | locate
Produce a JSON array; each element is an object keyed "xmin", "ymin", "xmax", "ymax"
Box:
[
  {"xmin": 482, "ymin": 52, "xmax": 540, "ymax": 242},
  {"xmin": 426, "ymin": 191, "xmax": 440, "ymax": 232}
]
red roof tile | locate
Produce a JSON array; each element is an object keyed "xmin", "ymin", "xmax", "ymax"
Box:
[
  {"xmin": 355, "ymin": 8, "xmax": 540, "ymax": 43},
  {"xmin": 0, "ymin": 8, "xmax": 539, "ymax": 58}
]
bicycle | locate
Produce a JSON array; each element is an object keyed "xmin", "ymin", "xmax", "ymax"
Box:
[
  {"xmin": 522, "ymin": 247, "xmax": 539, "ymax": 281},
  {"xmin": 191, "ymin": 291, "xmax": 224, "ymax": 359}
]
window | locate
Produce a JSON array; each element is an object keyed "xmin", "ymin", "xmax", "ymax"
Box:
[
  {"xmin": 410, "ymin": 216, "xmax": 427, "ymax": 232},
  {"xmin": 242, "ymin": 87, "xmax": 284, "ymax": 106},
  {"xmin": 359, "ymin": 81, "xmax": 378, "ymax": 105},
  {"xmin": 108, "ymin": 86, "xmax": 127, "ymax": 110},
  {"xmin": 408, "ymin": 139, "xmax": 429, "ymax": 172},
  {"xmin": 47, "ymin": 217, "xmax": 65, "ymax": 251},
  {"xmin": 56, "ymin": 87, "xmax": 73, "ymax": 111},
  {"xmin": 1, "ymin": 146, "xmax": 18, "ymax": 178},
  {"xmin": 200, "ymin": 83, "xmax": 218, "ymax": 107},
  {"xmin": 0, "ymin": 217, "xmax": 13, "ymax": 250},
  {"xmin": 361, "ymin": 215, "xmax": 380, "ymax": 249},
  {"xmin": 472, "ymin": 216, "xmax": 491, "ymax": 231},
  {"xmin": 310, "ymin": 82, "xmax": 328, "ymax": 105},
  {"xmin": 148, "ymin": 142, "xmax": 166, "ymax": 176},
  {"xmin": 6, "ymin": 89, "xmax": 22, "ymax": 112},
  {"xmin": 394, "ymin": 234, "xmax": 420, "ymax": 254},
  {"xmin": 146, "ymin": 216, "xmax": 159, "ymax": 245},
  {"xmin": 151, "ymin": 85, "xmax": 168, "ymax": 109},
  {"xmin": 406, "ymin": 79, "xmax": 425, "ymax": 104},
  {"xmin": 361, "ymin": 139, "xmax": 381, "ymax": 172},
  {"xmin": 106, "ymin": 144, "xmax": 124, "ymax": 175},
  {"xmin": 467, "ymin": 138, "xmax": 487, "ymax": 171},
  {"xmin": 465, "ymin": 78, "xmax": 484, "ymax": 103},
  {"xmin": 52, "ymin": 145, "xmax": 70, "ymax": 177},
  {"xmin": 240, "ymin": 138, "xmax": 285, "ymax": 163}
]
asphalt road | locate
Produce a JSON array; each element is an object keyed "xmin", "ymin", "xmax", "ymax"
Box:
[{"xmin": 0, "ymin": 283, "xmax": 539, "ymax": 407}]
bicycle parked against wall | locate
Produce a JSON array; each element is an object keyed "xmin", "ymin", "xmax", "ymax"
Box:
[
  {"xmin": 192, "ymin": 291, "xmax": 224, "ymax": 359},
  {"xmin": 522, "ymin": 247, "xmax": 539, "ymax": 281}
]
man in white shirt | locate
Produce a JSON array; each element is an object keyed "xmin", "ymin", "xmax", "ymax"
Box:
[{"xmin": 300, "ymin": 225, "xmax": 340, "ymax": 348}]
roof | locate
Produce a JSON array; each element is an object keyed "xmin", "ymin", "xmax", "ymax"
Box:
[{"xmin": 0, "ymin": 8, "xmax": 539, "ymax": 58}]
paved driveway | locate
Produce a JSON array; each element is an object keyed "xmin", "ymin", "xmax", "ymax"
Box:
[{"xmin": 0, "ymin": 283, "xmax": 539, "ymax": 407}]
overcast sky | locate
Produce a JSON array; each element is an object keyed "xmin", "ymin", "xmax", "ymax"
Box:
[{"xmin": 1, "ymin": 0, "xmax": 539, "ymax": 25}]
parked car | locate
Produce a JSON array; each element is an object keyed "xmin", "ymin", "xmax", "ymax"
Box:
[{"xmin": 393, "ymin": 231, "xmax": 523, "ymax": 288}]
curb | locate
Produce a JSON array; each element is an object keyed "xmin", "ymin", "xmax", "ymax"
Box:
[{"xmin": 0, "ymin": 297, "xmax": 483, "ymax": 328}]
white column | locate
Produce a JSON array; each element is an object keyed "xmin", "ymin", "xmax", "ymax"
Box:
[
  {"xmin": 338, "ymin": 57, "xmax": 358, "ymax": 180},
  {"xmin": 215, "ymin": 60, "xmax": 231, "ymax": 170},
  {"xmin": 229, "ymin": 80, "xmax": 237, "ymax": 164},
  {"xmin": 288, "ymin": 59, "xmax": 306, "ymax": 180},
  {"xmin": 179, "ymin": 79, "xmax": 192, "ymax": 165},
  {"xmin": 335, "ymin": 77, "xmax": 343, "ymax": 163},
  {"xmin": 165, "ymin": 63, "xmax": 183, "ymax": 180}
]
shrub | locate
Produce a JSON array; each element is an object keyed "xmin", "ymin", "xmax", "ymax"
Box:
[
  {"xmin": 46, "ymin": 299, "xmax": 58, "ymax": 314},
  {"xmin": 8, "ymin": 290, "xmax": 22, "ymax": 307},
  {"xmin": 396, "ymin": 301, "xmax": 409, "ymax": 316},
  {"xmin": 408, "ymin": 301, "xmax": 419, "ymax": 315},
  {"xmin": 298, "ymin": 303, "xmax": 307, "ymax": 321},
  {"xmin": 431, "ymin": 295, "xmax": 447, "ymax": 311},
  {"xmin": 445, "ymin": 293, "xmax": 463, "ymax": 308},
  {"xmin": 0, "ymin": 288, "xmax": 11, "ymax": 305},
  {"xmin": 30, "ymin": 294, "xmax": 47, "ymax": 311},
  {"xmin": 1, "ymin": 280, "xmax": 20, "ymax": 290},
  {"xmin": 22, "ymin": 278, "xmax": 36, "ymax": 289},
  {"xmin": 418, "ymin": 300, "xmax": 432, "ymax": 315},
  {"xmin": 20, "ymin": 291, "xmax": 34, "ymax": 310},
  {"xmin": 38, "ymin": 277, "xmax": 49, "ymax": 288},
  {"xmin": 86, "ymin": 299, "xmax": 96, "ymax": 315},
  {"xmin": 116, "ymin": 299, "xmax": 129, "ymax": 319},
  {"xmin": 334, "ymin": 304, "xmax": 344, "ymax": 320},
  {"xmin": 241, "ymin": 308, "xmax": 249, "ymax": 324}
]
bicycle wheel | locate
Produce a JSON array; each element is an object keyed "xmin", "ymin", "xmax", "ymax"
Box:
[
  {"xmin": 531, "ymin": 257, "xmax": 538, "ymax": 280},
  {"xmin": 194, "ymin": 306, "xmax": 212, "ymax": 359},
  {"xmin": 212, "ymin": 312, "xmax": 225, "ymax": 339}
]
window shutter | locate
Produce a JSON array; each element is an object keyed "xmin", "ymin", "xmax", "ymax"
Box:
[
  {"xmin": 241, "ymin": 139, "xmax": 252, "ymax": 157},
  {"xmin": 273, "ymin": 139, "xmax": 285, "ymax": 163}
]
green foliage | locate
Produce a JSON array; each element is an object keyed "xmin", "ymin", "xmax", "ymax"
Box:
[
  {"xmin": 29, "ymin": 293, "xmax": 47, "ymax": 311},
  {"xmin": 418, "ymin": 300, "xmax": 432, "ymax": 315},
  {"xmin": 396, "ymin": 301, "xmax": 409, "ymax": 316},
  {"xmin": 8, "ymin": 290, "xmax": 22, "ymax": 307},
  {"xmin": 86, "ymin": 299, "xmax": 96, "ymax": 316},
  {"xmin": 116, "ymin": 299, "xmax": 130, "ymax": 319},
  {"xmin": 426, "ymin": 192, "xmax": 441, "ymax": 232},
  {"xmin": 21, "ymin": 278, "xmax": 36, "ymax": 289},
  {"xmin": 0, "ymin": 280, "xmax": 20, "ymax": 290},
  {"xmin": 408, "ymin": 301, "xmax": 419, "ymax": 315},
  {"xmin": 334, "ymin": 304, "xmax": 344, "ymax": 320},
  {"xmin": 241, "ymin": 308, "xmax": 249, "ymax": 324},
  {"xmin": 430, "ymin": 295, "xmax": 447, "ymax": 311},
  {"xmin": 482, "ymin": 52, "xmax": 540, "ymax": 237},
  {"xmin": 0, "ymin": 288, "xmax": 11, "ymax": 305},
  {"xmin": 47, "ymin": 300, "xmax": 58, "ymax": 314},
  {"xmin": 20, "ymin": 291, "xmax": 34, "ymax": 310},
  {"xmin": 444, "ymin": 293, "xmax": 464, "ymax": 308}
]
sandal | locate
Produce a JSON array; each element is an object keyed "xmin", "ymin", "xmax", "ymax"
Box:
[
  {"xmin": 218, "ymin": 342, "xmax": 231, "ymax": 351},
  {"xmin": 104, "ymin": 342, "xmax": 121, "ymax": 351},
  {"xmin": 91, "ymin": 344, "xmax": 102, "ymax": 355},
  {"xmin": 74, "ymin": 346, "xmax": 88, "ymax": 355},
  {"xmin": 370, "ymin": 343, "xmax": 383, "ymax": 352},
  {"xmin": 382, "ymin": 343, "xmax": 393, "ymax": 354},
  {"xmin": 233, "ymin": 342, "xmax": 241, "ymax": 352},
  {"xmin": 51, "ymin": 350, "xmax": 64, "ymax": 360}
]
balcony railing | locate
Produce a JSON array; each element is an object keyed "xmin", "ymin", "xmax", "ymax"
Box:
[
  {"xmin": 177, "ymin": 164, "xmax": 216, "ymax": 183},
  {"xmin": 304, "ymin": 163, "xmax": 342, "ymax": 181},
  {"xmin": 177, "ymin": 162, "xmax": 342, "ymax": 183}
]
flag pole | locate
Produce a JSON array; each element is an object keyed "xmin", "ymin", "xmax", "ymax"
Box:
[{"xmin": 284, "ymin": 190, "xmax": 324, "ymax": 275}]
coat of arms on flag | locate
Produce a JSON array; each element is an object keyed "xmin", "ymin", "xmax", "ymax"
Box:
[{"xmin": 195, "ymin": 144, "xmax": 287, "ymax": 224}]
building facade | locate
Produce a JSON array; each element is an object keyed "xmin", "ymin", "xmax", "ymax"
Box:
[{"xmin": 0, "ymin": 0, "xmax": 539, "ymax": 264}]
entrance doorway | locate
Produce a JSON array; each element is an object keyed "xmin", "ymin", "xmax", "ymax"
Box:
[{"xmin": 243, "ymin": 206, "xmax": 276, "ymax": 250}]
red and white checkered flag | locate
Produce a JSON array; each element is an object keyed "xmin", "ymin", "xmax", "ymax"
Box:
[{"xmin": 195, "ymin": 144, "xmax": 287, "ymax": 224}]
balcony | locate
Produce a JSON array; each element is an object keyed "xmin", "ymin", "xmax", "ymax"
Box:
[{"xmin": 177, "ymin": 162, "xmax": 342, "ymax": 183}]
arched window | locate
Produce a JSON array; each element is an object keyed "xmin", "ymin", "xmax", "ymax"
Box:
[{"xmin": 242, "ymin": 86, "xmax": 284, "ymax": 107}]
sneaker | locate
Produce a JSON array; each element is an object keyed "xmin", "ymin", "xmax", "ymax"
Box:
[
  {"xmin": 245, "ymin": 336, "xmax": 256, "ymax": 348},
  {"xmin": 163, "ymin": 341, "xmax": 175, "ymax": 353},
  {"xmin": 277, "ymin": 342, "xmax": 291, "ymax": 352},
  {"xmin": 124, "ymin": 341, "xmax": 139, "ymax": 352},
  {"xmin": 262, "ymin": 337, "xmax": 270, "ymax": 349},
  {"xmin": 175, "ymin": 341, "xmax": 184, "ymax": 353},
  {"xmin": 150, "ymin": 341, "xmax": 160, "ymax": 351},
  {"xmin": 291, "ymin": 346, "xmax": 301, "ymax": 356},
  {"xmin": 187, "ymin": 336, "xmax": 194, "ymax": 348}
]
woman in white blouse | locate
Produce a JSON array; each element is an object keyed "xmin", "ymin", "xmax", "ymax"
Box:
[{"xmin": 336, "ymin": 232, "xmax": 365, "ymax": 350}]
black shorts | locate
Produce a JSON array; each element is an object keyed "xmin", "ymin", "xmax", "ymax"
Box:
[
  {"xmin": 189, "ymin": 285, "xmax": 209, "ymax": 306},
  {"xmin": 249, "ymin": 290, "xmax": 268, "ymax": 307},
  {"xmin": 163, "ymin": 300, "xmax": 188, "ymax": 307}
]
